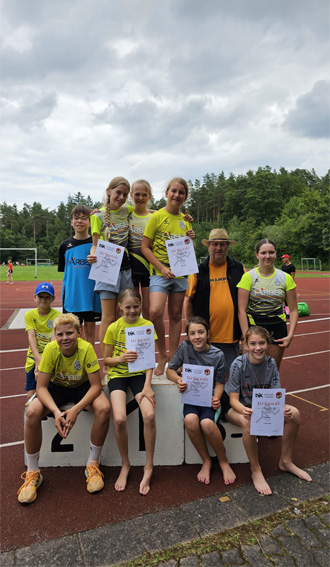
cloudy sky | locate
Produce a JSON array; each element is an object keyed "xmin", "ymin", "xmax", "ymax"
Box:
[{"xmin": 1, "ymin": 0, "xmax": 329, "ymax": 210}]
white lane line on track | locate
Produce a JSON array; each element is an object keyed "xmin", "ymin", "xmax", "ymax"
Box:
[
  {"xmin": 0, "ymin": 441, "xmax": 24, "ymax": 448},
  {"xmin": 288, "ymin": 384, "xmax": 330, "ymax": 395},
  {"xmin": 284, "ymin": 350, "xmax": 329, "ymax": 359}
]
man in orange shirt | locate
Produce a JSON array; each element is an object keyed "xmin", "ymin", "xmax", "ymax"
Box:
[{"xmin": 185, "ymin": 229, "xmax": 244, "ymax": 376}]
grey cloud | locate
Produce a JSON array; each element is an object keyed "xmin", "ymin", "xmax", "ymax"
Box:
[
  {"xmin": 1, "ymin": 93, "xmax": 58, "ymax": 131},
  {"xmin": 283, "ymin": 80, "xmax": 330, "ymax": 139}
]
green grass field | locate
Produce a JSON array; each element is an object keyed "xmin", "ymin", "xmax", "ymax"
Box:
[
  {"xmin": 1, "ymin": 265, "xmax": 64, "ymax": 282},
  {"xmin": 1, "ymin": 264, "xmax": 328, "ymax": 282}
]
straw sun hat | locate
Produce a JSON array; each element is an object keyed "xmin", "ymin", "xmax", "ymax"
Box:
[{"xmin": 201, "ymin": 229, "xmax": 236, "ymax": 246}]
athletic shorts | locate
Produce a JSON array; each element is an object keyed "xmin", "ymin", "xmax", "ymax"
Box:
[
  {"xmin": 211, "ymin": 342, "xmax": 240, "ymax": 375},
  {"xmin": 108, "ymin": 374, "xmax": 146, "ymax": 396},
  {"xmin": 219, "ymin": 391, "xmax": 232, "ymax": 418},
  {"xmin": 25, "ymin": 367, "xmax": 36, "ymax": 391},
  {"xmin": 132, "ymin": 273, "xmax": 150, "ymax": 288},
  {"xmin": 248, "ymin": 319, "xmax": 287, "ymax": 342},
  {"xmin": 46, "ymin": 381, "xmax": 91, "ymax": 408},
  {"xmin": 149, "ymin": 275, "xmax": 188, "ymax": 294},
  {"xmin": 183, "ymin": 404, "xmax": 216, "ymax": 422},
  {"xmin": 94, "ymin": 268, "xmax": 133, "ymax": 299},
  {"xmin": 63, "ymin": 309, "xmax": 101, "ymax": 324}
]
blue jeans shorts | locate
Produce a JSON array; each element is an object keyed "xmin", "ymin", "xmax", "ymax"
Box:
[
  {"xmin": 149, "ymin": 275, "xmax": 188, "ymax": 294},
  {"xmin": 94, "ymin": 268, "xmax": 133, "ymax": 299}
]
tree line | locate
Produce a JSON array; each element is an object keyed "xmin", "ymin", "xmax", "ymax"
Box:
[{"xmin": 1, "ymin": 167, "xmax": 329, "ymax": 268}]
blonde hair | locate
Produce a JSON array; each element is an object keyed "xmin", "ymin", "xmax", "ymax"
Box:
[
  {"xmin": 54, "ymin": 313, "xmax": 81, "ymax": 333},
  {"xmin": 117, "ymin": 288, "xmax": 142, "ymax": 306},
  {"xmin": 166, "ymin": 177, "xmax": 189, "ymax": 198},
  {"xmin": 104, "ymin": 177, "xmax": 130, "ymax": 227},
  {"xmin": 245, "ymin": 325, "xmax": 272, "ymax": 344},
  {"xmin": 131, "ymin": 179, "xmax": 152, "ymax": 199}
]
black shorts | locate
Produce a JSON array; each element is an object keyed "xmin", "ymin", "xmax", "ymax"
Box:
[
  {"xmin": 46, "ymin": 381, "xmax": 91, "ymax": 408},
  {"xmin": 132, "ymin": 273, "xmax": 150, "ymax": 288},
  {"xmin": 63, "ymin": 308, "xmax": 101, "ymax": 323},
  {"xmin": 220, "ymin": 391, "xmax": 232, "ymax": 418},
  {"xmin": 183, "ymin": 404, "xmax": 216, "ymax": 422},
  {"xmin": 248, "ymin": 319, "xmax": 287, "ymax": 342},
  {"xmin": 108, "ymin": 374, "xmax": 146, "ymax": 396}
]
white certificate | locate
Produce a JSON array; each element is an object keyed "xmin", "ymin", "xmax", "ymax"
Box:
[
  {"xmin": 181, "ymin": 364, "xmax": 213, "ymax": 407},
  {"xmin": 166, "ymin": 236, "xmax": 198, "ymax": 277},
  {"xmin": 125, "ymin": 325, "xmax": 156, "ymax": 372},
  {"xmin": 250, "ymin": 388, "xmax": 286, "ymax": 436},
  {"xmin": 89, "ymin": 240, "xmax": 124, "ymax": 286}
]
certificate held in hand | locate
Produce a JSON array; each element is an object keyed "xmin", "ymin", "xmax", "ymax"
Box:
[
  {"xmin": 125, "ymin": 325, "xmax": 156, "ymax": 372},
  {"xmin": 250, "ymin": 388, "xmax": 286, "ymax": 436},
  {"xmin": 89, "ymin": 240, "xmax": 124, "ymax": 286},
  {"xmin": 181, "ymin": 364, "xmax": 214, "ymax": 407},
  {"xmin": 166, "ymin": 236, "xmax": 198, "ymax": 277}
]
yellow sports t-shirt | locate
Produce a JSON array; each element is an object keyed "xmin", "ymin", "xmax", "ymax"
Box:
[
  {"xmin": 143, "ymin": 207, "xmax": 192, "ymax": 276},
  {"xmin": 104, "ymin": 316, "xmax": 157, "ymax": 379},
  {"xmin": 186, "ymin": 261, "xmax": 235, "ymax": 343},
  {"xmin": 38, "ymin": 338, "xmax": 100, "ymax": 388},
  {"xmin": 25, "ymin": 308, "xmax": 62, "ymax": 372},
  {"xmin": 128, "ymin": 211, "xmax": 152, "ymax": 274},
  {"xmin": 237, "ymin": 267, "xmax": 296, "ymax": 323}
]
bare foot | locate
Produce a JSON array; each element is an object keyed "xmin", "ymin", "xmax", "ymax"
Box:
[
  {"xmin": 279, "ymin": 460, "xmax": 312, "ymax": 482},
  {"xmin": 154, "ymin": 356, "xmax": 167, "ymax": 376},
  {"xmin": 251, "ymin": 469, "xmax": 272, "ymax": 495},
  {"xmin": 220, "ymin": 462, "xmax": 236, "ymax": 485},
  {"xmin": 197, "ymin": 460, "xmax": 212, "ymax": 484},
  {"xmin": 115, "ymin": 464, "xmax": 130, "ymax": 491},
  {"xmin": 139, "ymin": 467, "xmax": 153, "ymax": 495}
]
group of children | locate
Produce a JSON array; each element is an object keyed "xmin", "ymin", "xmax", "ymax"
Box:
[{"xmin": 17, "ymin": 176, "xmax": 312, "ymax": 505}]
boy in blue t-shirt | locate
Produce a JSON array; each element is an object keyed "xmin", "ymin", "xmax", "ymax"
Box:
[{"xmin": 58, "ymin": 205, "xmax": 101, "ymax": 346}]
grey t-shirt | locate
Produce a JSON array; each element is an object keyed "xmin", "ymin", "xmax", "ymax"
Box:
[
  {"xmin": 225, "ymin": 353, "xmax": 280, "ymax": 408},
  {"xmin": 168, "ymin": 341, "xmax": 226, "ymax": 392}
]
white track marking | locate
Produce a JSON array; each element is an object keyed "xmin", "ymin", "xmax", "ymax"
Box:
[
  {"xmin": 0, "ymin": 441, "xmax": 24, "ymax": 448},
  {"xmin": 284, "ymin": 350, "xmax": 329, "ymax": 359}
]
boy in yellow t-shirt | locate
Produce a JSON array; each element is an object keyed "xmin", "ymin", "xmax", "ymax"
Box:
[
  {"xmin": 24, "ymin": 282, "xmax": 61, "ymax": 403},
  {"xmin": 17, "ymin": 313, "xmax": 110, "ymax": 505}
]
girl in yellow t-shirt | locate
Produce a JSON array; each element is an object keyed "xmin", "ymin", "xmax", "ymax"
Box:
[
  {"xmin": 88, "ymin": 177, "xmax": 133, "ymax": 358},
  {"xmin": 103, "ymin": 288, "xmax": 156, "ymax": 495},
  {"xmin": 141, "ymin": 178, "xmax": 195, "ymax": 376}
]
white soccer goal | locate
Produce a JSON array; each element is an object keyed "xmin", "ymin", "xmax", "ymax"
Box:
[
  {"xmin": 26, "ymin": 258, "xmax": 51, "ymax": 267},
  {"xmin": 301, "ymin": 258, "xmax": 322, "ymax": 270},
  {"xmin": 0, "ymin": 248, "xmax": 38, "ymax": 277}
]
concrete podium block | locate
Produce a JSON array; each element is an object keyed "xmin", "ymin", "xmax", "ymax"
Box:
[
  {"xmin": 28, "ymin": 375, "xmax": 184, "ymax": 467},
  {"xmin": 101, "ymin": 375, "xmax": 184, "ymax": 466},
  {"xmin": 25, "ymin": 408, "xmax": 95, "ymax": 467},
  {"xmin": 184, "ymin": 421, "xmax": 248, "ymax": 464}
]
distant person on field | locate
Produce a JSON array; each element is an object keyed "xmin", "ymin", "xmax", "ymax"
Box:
[
  {"xmin": 17, "ymin": 313, "xmax": 110, "ymax": 504},
  {"xmin": 58, "ymin": 205, "xmax": 102, "ymax": 346},
  {"xmin": 24, "ymin": 282, "xmax": 61, "ymax": 403},
  {"xmin": 281, "ymin": 254, "xmax": 296, "ymax": 280},
  {"xmin": 6, "ymin": 260, "xmax": 13, "ymax": 284}
]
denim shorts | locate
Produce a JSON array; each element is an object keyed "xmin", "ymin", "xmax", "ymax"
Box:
[
  {"xmin": 94, "ymin": 268, "xmax": 133, "ymax": 299},
  {"xmin": 149, "ymin": 275, "xmax": 188, "ymax": 294}
]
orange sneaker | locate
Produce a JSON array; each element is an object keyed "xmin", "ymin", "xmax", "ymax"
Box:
[
  {"xmin": 17, "ymin": 470, "xmax": 43, "ymax": 504},
  {"xmin": 85, "ymin": 460, "xmax": 104, "ymax": 493}
]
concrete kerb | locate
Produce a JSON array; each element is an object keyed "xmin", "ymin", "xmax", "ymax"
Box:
[{"xmin": 1, "ymin": 462, "xmax": 329, "ymax": 567}]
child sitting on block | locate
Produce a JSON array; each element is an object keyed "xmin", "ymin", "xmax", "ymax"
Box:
[{"xmin": 17, "ymin": 313, "xmax": 110, "ymax": 504}]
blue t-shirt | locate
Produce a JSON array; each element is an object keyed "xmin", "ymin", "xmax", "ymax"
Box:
[{"xmin": 58, "ymin": 236, "xmax": 101, "ymax": 314}]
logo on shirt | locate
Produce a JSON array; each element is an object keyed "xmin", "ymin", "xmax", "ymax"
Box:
[
  {"xmin": 47, "ymin": 320, "xmax": 54, "ymax": 329},
  {"xmin": 179, "ymin": 221, "xmax": 185, "ymax": 229},
  {"xmin": 274, "ymin": 278, "xmax": 281, "ymax": 286},
  {"xmin": 67, "ymin": 243, "xmax": 73, "ymax": 248},
  {"xmin": 74, "ymin": 360, "xmax": 81, "ymax": 371}
]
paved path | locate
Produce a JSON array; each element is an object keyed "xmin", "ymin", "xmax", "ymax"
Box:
[{"xmin": 1, "ymin": 461, "xmax": 329, "ymax": 567}]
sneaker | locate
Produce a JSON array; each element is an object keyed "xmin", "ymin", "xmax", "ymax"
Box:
[
  {"xmin": 85, "ymin": 460, "xmax": 104, "ymax": 493},
  {"xmin": 17, "ymin": 470, "xmax": 43, "ymax": 504}
]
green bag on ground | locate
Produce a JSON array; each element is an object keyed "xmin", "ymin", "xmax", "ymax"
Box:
[{"xmin": 297, "ymin": 302, "xmax": 310, "ymax": 316}]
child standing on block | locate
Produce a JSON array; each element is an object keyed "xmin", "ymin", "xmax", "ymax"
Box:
[
  {"xmin": 103, "ymin": 288, "xmax": 156, "ymax": 495},
  {"xmin": 58, "ymin": 205, "xmax": 101, "ymax": 346},
  {"xmin": 17, "ymin": 313, "xmax": 110, "ymax": 504},
  {"xmin": 141, "ymin": 177, "xmax": 195, "ymax": 375},
  {"xmin": 24, "ymin": 282, "xmax": 61, "ymax": 402},
  {"xmin": 167, "ymin": 316, "xmax": 236, "ymax": 486},
  {"xmin": 88, "ymin": 177, "xmax": 133, "ymax": 360},
  {"xmin": 128, "ymin": 180, "xmax": 153, "ymax": 319},
  {"xmin": 221, "ymin": 325, "xmax": 312, "ymax": 495}
]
